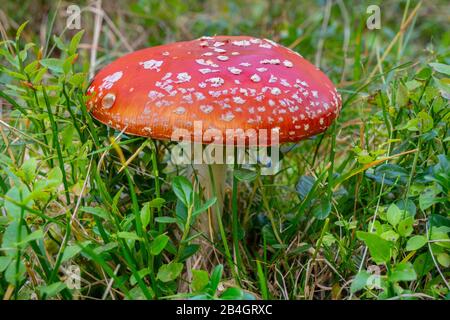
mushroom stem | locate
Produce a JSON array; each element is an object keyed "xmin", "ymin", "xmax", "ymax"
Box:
[{"xmin": 190, "ymin": 163, "xmax": 227, "ymax": 239}]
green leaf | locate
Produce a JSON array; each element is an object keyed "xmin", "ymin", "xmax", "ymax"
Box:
[
  {"xmin": 39, "ymin": 58, "xmax": 64, "ymax": 73},
  {"xmin": 406, "ymin": 235, "xmax": 427, "ymax": 251},
  {"xmin": 233, "ymin": 168, "xmax": 257, "ymax": 181},
  {"xmin": 19, "ymin": 229, "xmax": 43, "ymax": 244},
  {"xmin": 436, "ymin": 253, "xmax": 450, "ymax": 268},
  {"xmin": 389, "ymin": 262, "xmax": 417, "ymax": 282},
  {"xmin": 312, "ymin": 198, "xmax": 331, "ymax": 220},
  {"xmin": 397, "ymin": 217, "xmax": 414, "ymax": 237},
  {"xmin": 416, "ymin": 111, "xmax": 434, "ymax": 133},
  {"xmin": 350, "ymin": 271, "xmax": 370, "ymax": 293},
  {"xmin": 172, "ymin": 176, "xmax": 193, "ymax": 207},
  {"xmin": 386, "ymin": 204, "xmax": 403, "ymax": 227},
  {"xmin": 419, "ymin": 186, "xmax": 440, "ymax": 211},
  {"xmin": 157, "ymin": 262, "xmax": 183, "ymax": 282},
  {"xmin": 178, "ymin": 244, "xmax": 200, "ymax": 261},
  {"xmin": 61, "ymin": 245, "xmax": 82, "ymax": 263},
  {"xmin": 92, "ymin": 242, "xmax": 117, "ymax": 255},
  {"xmin": 61, "ymin": 125, "xmax": 75, "ymax": 148},
  {"xmin": 130, "ymin": 268, "xmax": 151, "ymax": 286},
  {"xmin": 81, "ymin": 206, "xmax": 110, "ymax": 220},
  {"xmin": 148, "ymin": 197, "xmax": 166, "ymax": 208},
  {"xmin": 396, "ymin": 82, "xmax": 409, "ymax": 108},
  {"xmin": 415, "ymin": 67, "xmax": 432, "ymax": 80},
  {"xmin": 193, "ymin": 197, "xmax": 217, "ymax": 217},
  {"xmin": 414, "ymin": 253, "xmax": 434, "ymax": 277},
  {"xmin": 39, "ymin": 282, "xmax": 67, "ymax": 298},
  {"xmin": 220, "ymin": 287, "xmax": 255, "ymax": 300},
  {"xmin": 356, "ymin": 231, "xmax": 392, "ymax": 264},
  {"xmin": 15, "ymin": 21, "xmax": 28, "ymax": 41},
  {"xmin": 149, "ymin": 234, "xmax": 169, "ymax": 255},
  {"xmin": 5, "ymin": 185, "xmax": 32, "ymax": 219},
  {"xmin": 47, "ymin": 167, "xmax": 63, "ymax": 184},
  {"xmin": 208, "ymin": 264, "xmax": 223, "ymax": 295},
  {"xmin": 53, "ymin": 35, "xmax": 66, "ymax": 51},
  {"xmin": 140, "ymin": 203, "xmax": 151, "ymax": 229},
  {"xmin": 380, "ymin": 230, "xmax": 399, "ymax": 242},
  {"xmin": 0, "ymin": 256, "xmax": 12, "ymax": 272},
  {"xmin": 68, "ymin": 30, "xmax": 85, "ymax": 55},
  {"xmin": 5, "ymin": 259, "xmax": 26, "ymax": 284},
  {"xmin": 1, "ymin": 221, "xmax": 27, "ymax": 257},
  {"xmin": 429, "ymin": 62, "xmax": 450, "ymax": 75},
  {"xmin": 191, "ymin": 269, "xmax": 209, "ymax": 292},
  {"xmin": 117, "ymin": 231, "xmax": 141, "ymax": 241},
  {"xmin": 155, "ymin": 216, "xmax": 178, "ymax": 224},
  {"xmin": 21, "ymin": 157, "xmax": 37, "ymax": 183}
]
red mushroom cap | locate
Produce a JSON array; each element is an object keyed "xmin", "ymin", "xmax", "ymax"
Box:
[{"xmin": 86, "ymin": 36, "xmax": 341, "ymax": 144}]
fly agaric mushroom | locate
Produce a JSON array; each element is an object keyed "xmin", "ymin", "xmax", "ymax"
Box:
[{"xmin": 86, "ymin": 36, "xmax": 341, "ymax": 238}]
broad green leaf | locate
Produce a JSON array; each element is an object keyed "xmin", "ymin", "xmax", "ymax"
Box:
[
  {"xmin": 18, "ymin": 229, "xmax": 43, "ymax": 244},
  {"xmin": 380, "ymin": 230, "xmax": 399, "ymax": 242},
  {"xmin": 140, "ymin": 203, "xmax": 151, "ymax": 229},
  {"xmin": 191, "ymin": 269, "xmax": 209, "ymax": 292},
  {"xmin": 437, "ymin": 253, "xmax": 450, "ymax": 268},
  {"xmin": 1, "ymin": 221, "xmax": 27, "ymax": 257},
  {"xmin": 386, "ymin": 204, "xmax": 403, "ymax": 227},
  {"xmin": 21, "ymin": 157, "xmax": 37, "ymax": 183},
  {"xmin": 312, "ymin": 198, "xmax": 331, "ymax": 220},
  {"xmin": 397, "ymin": 217, "xmax": 414, "ymax": 237},
  {"xmin": 172, "ymin": 176, "xmax": 193, "ymax": 207},
  {"xmin": 148, "ymin": 197, "xmax": 166, "ymax": 208},
  {"xmin": 414, "ymin": 253, "xmax": 434, "ymax": 277},
  {"xmin": 47, "ymin": 167, "xmax": 63, "ymax": 185},
  {"xmin": 130, "ymin": 268, "xmax": 151, "ymax": 286},
  {"xmin": 39, "ymin": 58, "xmax": 64, "ymax": 73},
  {"xmin": 81, "ymin": 206, "xmax": 110, "ymax": 220},
  {"xmin": 69, "ymin": 30, "xmax": 85, "ymax": 55},
  {"xmin": 416, "ymin": 111, "xmax": 434, "ymax": 133},
  {"xmin": 389, "ymin": 262, "xmax": 417, "ymax": 282},
  {"xmin": 149, "ymin": 234, "xmax": 169, "ymax": 255},
  {"xmin": 429, "ymin": 62, "xmax": 450, "ymax": 75},
  {"xmin": 5, "ymin": 258, "xmax": 26, "ymax": 285},
  {"xmin": 419, "ymin": 186, "xmax": 440, "ymax": 211},
  {"xmin": 39, "ymin": 282, "xmax": 67, "ymax": 298},
  {"xmin": 193, "ymin": 197, "xmax": 217, "ymax": 217},
  {"xmin": 356, "ymin": 231, "xmax": 392, "ymax": 264},
  {"xmin": 5, "ymin": 186, "xmax": 32, "ymax": 219},
  {"xmin": 0, "ymin": 256, "xmax": 12, "ymax": 272},
  {"xmin": 208, "ymin": 264, "xmax": 223, "ymax": 295},
  {"xmin": 396, "ymin": 82, "xmax": 409, "ymax": 108},
  {"xmin": 157, "ymin": 262, "xmax": 183, "ymax": 282},
  {"xmin": 220, "ymin": 287, "xmax": 255, "ymax": 300},
  {"xmin": 394, "ymin": 199, "xmax": 416, "ymax": 218},
  {"xmin": 117, "ymin": 231, "xmax": 141, "ymax": 241},
  {"xmin": 92, "ymin": 242, "xmax": 118, "ymax": 255},
  {"xmin": 61, "ymin": 125, "xmax": 75, "ymax": 148},
  {"xmin": 61, "ymin": 245, "xmax": 82, "ymax": 263},
  {"xmin": 406, "ymin": 235, "xmax": 427, "ymax": 251},
  {"xmin": 350, "ymin": 271, "xmax": 370, "ymax": 293},
  {"xmin": 178, "ymin": 244, "xmax": 200, "ymax": 261}
]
